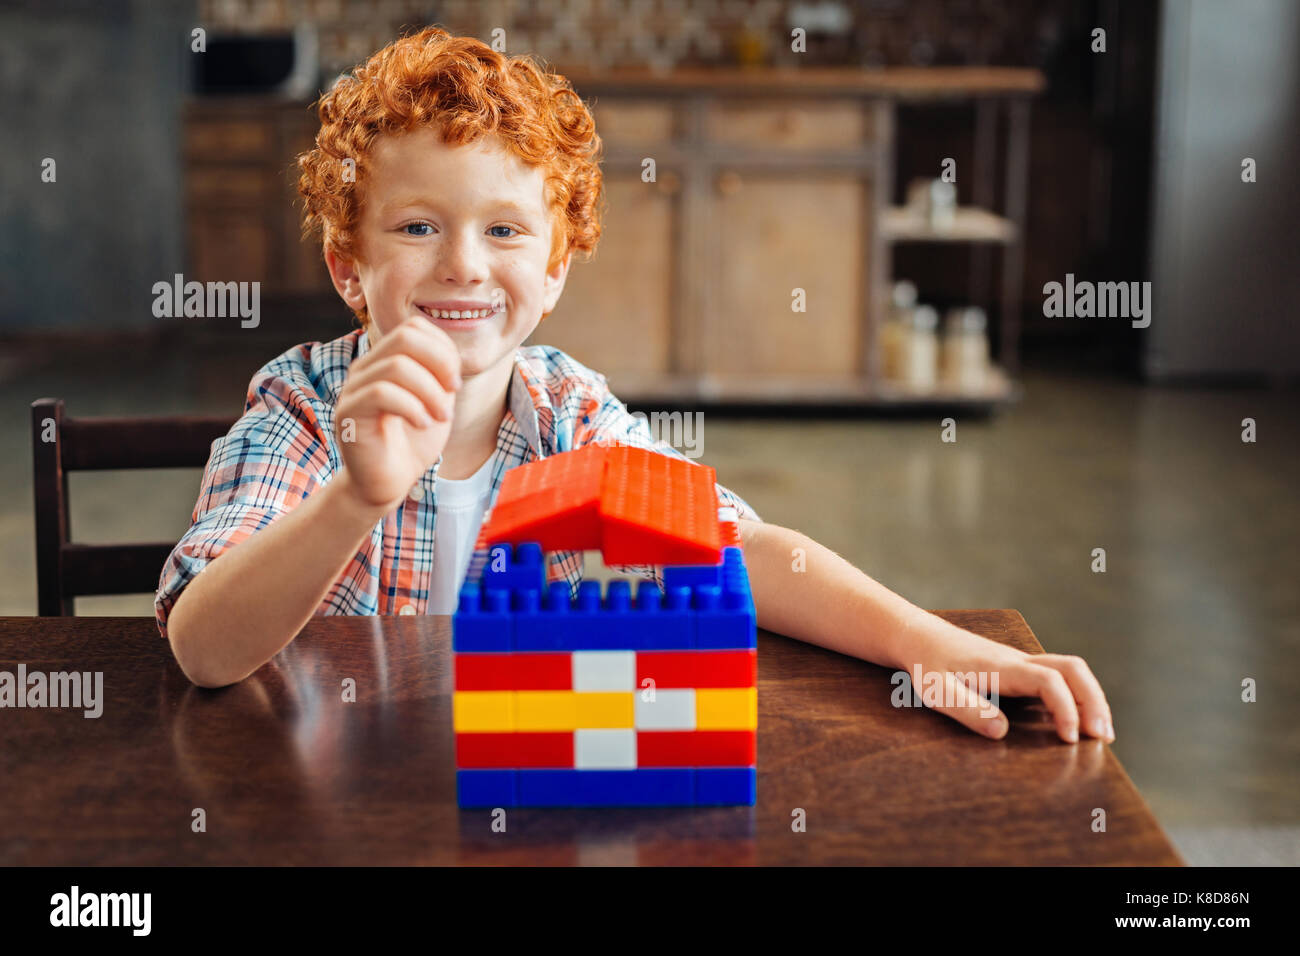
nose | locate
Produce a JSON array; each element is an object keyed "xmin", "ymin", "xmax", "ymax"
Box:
[{"xmin": 436, "ymin": 227, "xmax": 489, "ymax": 287}]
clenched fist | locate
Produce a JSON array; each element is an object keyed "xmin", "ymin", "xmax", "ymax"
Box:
[{"xmin": 333, "ymin": 317, "xmax": 462, "ymax": 511}]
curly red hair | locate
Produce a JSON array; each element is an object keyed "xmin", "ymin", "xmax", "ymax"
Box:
[{"xmin": 296, "ymin": 26, "xmax": 604, "ymax": 329}]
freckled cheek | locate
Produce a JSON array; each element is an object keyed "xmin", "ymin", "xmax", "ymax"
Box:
[
  {"xmin": 494, "ymin": 260, "xmax": 542, "ymax": 307},
  {"xmin": 383, "ymin": 261, "xmax": 426, "ymax": 300}
]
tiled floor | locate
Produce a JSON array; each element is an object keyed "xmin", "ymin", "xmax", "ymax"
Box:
[{"xmin": 1, "ymin": 336, "xmax": 1296, "ymax": 865}]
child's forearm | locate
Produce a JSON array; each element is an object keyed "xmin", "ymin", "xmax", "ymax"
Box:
[
  {"xmin": 166, "ymin": 473, "xmax": 388, "ymax": 688},
  {"xmin": 738, "ymin": 519, "xmax": 925, "ymax": 670}
]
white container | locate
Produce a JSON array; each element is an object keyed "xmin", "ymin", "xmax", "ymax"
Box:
[
  {"xmin": 903, "ymin": 305, "xmax": 939, "ymax": 391},
  {"xmin": 906, "ymin": 178, "xmax": 957, "ymax": 231},
  {"xmin": 940, "ymin": 307, "xmax": 990, "ymax": 392},
  {"xmin": 881, "ymin": 280, "xmax": 917, "ymax": 381}
]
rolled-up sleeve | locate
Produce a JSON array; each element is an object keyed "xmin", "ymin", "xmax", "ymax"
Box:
[
  {"xmin": 154, "ymin": 371, "xmax": 335, "ymax": 641},
  {"xmin": 572, "ymin": 375, "xmax": 761, "ymax": 588}
]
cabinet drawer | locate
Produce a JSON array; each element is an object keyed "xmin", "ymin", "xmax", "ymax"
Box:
[
  {"xmin": 591, "ymin": 99, "xmax": 677, "ymax": 147},
  {"xmin": 705, "ymin": 100, "xmax": 869, "ymax": 150},
  {"xmin": 185, "ymin": 118, "xmax": 275, "ymax": 161}
]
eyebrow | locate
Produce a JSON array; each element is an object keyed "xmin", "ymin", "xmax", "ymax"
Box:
[{"xmin": 381, "ymin": 197, "xmax": 541, "ymax": 220}]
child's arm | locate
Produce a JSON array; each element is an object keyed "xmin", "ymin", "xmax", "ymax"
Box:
[
  {"xmin": 737, "ymin": 518, "xmax": 1115, "ymax": 744},
  {"xmin": 168, "ymin": 320, "xmax": 461, "ymax": 687},
  {"xmin": 168, "ymin": 472, "xmax": 391, "ymax": 687}
]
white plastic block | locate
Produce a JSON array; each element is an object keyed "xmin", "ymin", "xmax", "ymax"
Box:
[
  {"xmin": 572, "ymin": 650, "xmax": 636, "ymax": 691},
  {"xmin": 635, "ymin": 688, "xmax": 696, "ymax": 730},
  {"xmin": 574, "ymin": 729, "xmax": 638, "ymax": 769}
]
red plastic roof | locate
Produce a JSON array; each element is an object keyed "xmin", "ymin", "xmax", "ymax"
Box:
[{"xmin": 477, "ymin": 443, "xmax": 724, "ymax": 565}]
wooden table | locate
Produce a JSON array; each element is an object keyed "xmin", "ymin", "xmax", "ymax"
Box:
[{"xmin": 0, "ymin": 612, "xmax": 1181, "ymax": 865}]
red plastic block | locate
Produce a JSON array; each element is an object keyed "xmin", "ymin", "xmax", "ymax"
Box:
[
  {"xmin": 635, "ymin": 651, "xmax": 696, "ymax": 688},
  {"xmin": 482, "ymin": 444, "xmax": 608, "ymax": 551},
  {"xmin": 509, "ymin": 653, "xmax": 573, "ymax": 689},
  {"xmin": 598, "ymin": 446, "xmax": 722, "ymax": 565},
  {"xmin": 692, "ymin": 649, "xmax": 757, "ymax": 687},
  {"xmin": 636, "ymin": 730, "xmax": 756, "ymax": 767},
  {"xmin": 635, "ymin": 649, "xmax": 756, "ymax": 688},
  {"xmin": 456, "ymin": 732, "xmax": 574, "ymax": 768},
  {"xmin": 478, "ymin": 443, "xmax": 724, "ymax": 567},
  {"xmin": 719, "ymin": 519, "xmax": 742, "ymax": 549},
  {"xmin": 455, "ymin": 653, "xmax": 571, "ymax": 691}
]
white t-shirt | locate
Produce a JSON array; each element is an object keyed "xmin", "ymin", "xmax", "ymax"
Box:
[{"xmin": 427, "ymin": 452, "xmax": 497, "ymax": 614}]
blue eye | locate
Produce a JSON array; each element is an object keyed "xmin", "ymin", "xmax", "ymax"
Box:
[
  {"xmin": 489, "ymin": 225, "xmax": 517, "ymax": 238},
  {"xmin": 404, "ymin": 223, "xmax": 432, "ymax": 237}
]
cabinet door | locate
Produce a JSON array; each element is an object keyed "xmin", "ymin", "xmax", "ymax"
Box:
[
  {"xmin": 527, "ymin": 172, "xmax": 678, "ymax": 387},
  {"xmin": 704, "ymin": 172, "xmax": 866, "ymax": 382}
]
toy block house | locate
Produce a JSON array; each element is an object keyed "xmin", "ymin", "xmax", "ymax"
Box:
[{"xmin": 453, "ymin": 443, "xmax": 757, "ymax": 808}]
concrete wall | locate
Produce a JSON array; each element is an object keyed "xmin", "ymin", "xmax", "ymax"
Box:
[
  {"xmin": 1147, "ymin": 0, "xmax": 1300, "ymax": 380},
  {"xmin": 0, "ymin": 0, "xmax": 193, "ymax": 333}
]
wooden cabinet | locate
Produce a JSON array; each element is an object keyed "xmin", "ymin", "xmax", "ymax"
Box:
[
  {"xmin": 703, "ymin": 99, "xmax": 871, "ymax": 150},
  {"xmin": 536, "ymin": 93, "xmax": 887, "ymax": 401},
  {"xmin": 705, "ymin": 172, "xmax": 866, "ymax": 384},
  {"xmin": 531, "ymin": 172, "xmax": 679, "ymax": 381}
]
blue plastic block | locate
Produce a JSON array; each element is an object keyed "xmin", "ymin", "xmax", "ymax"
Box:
[
  {"xmin": 452, "ymin": 583, "xmax": 512, "ymax": 652},
  {"xmin": 694, "ymin": 548, "xmax": 757, "ymax": 649},
  {"xmin": 463, "ymin": 542, "xmax": 752, "ymax": 653},
  {"xmin": 515, "ymin": 580, "xmax": 573, "ymax": 650},
  {"xmin": 606, "ymin": 579, "xmax": 690, "ymax": 650},
  {"xmin": 480, "ymin": 542, "xmax": 546, "ymax": 594},
  {"xmin": 457, "ymin": 769, "xmax": 518, "ymax": 808},
  {"xmin": 516, "ymin": 769, "xmax": 695, "ymax": 807},
  {"xmin": 514, "ymin": 577, "xmax": 694, "ymax": 651},
  {"xmin": 662, "ymin": 559, "xmax": 723, "ymax": 592},
  {"xmin": 566, "ymin": 580, "xmax": 631, "ymax": 650},
  {"xmin": 695, "ymin": 767, "xmax": 757, "ymax": 806}
]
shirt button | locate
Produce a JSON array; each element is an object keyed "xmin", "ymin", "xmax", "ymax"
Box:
[
  {"xmin": 399, "ymin": 605, "xmax": 416, "ymax": 616},
  {"xmin": 410, "ymin": 484, "xmax": 424, "ymax": 502}
]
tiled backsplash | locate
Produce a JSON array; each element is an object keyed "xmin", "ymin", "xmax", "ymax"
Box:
[{"xmin": 198, "ymin": 0, "xmax": 1071, "ymax": 78}]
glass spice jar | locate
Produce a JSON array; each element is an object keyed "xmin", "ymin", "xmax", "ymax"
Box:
[
  {"xmin": 903, "ymin": 304, "xmax": 939, "ymax": 392},
  {"xmin": 940, "ymin": 307, "xmax": 990, "ymax": 392}
]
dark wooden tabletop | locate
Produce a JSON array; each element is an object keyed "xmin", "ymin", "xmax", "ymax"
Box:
[{"xmin": 0, "ymin": 612, "xmax": 1181, "ymax": 866}]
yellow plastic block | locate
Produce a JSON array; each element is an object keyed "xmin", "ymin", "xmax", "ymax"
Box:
[
  {"xmin": 453, "ymin": 691, "xmax": 515, "ymax": 732},
  {"xmin": 514, "ymin": 691, "xmax": 634, "ymax": 730},
  {"xmin": 575, "ymin": 692, "xmax": 635, "ymax": 729},
  {"xmin": 516, "ymin": 691, "xmax": 579, "ymax": 731},
  {"xmin": 696, "ymin": 687, "xmax": 758, "ymax": 730}
]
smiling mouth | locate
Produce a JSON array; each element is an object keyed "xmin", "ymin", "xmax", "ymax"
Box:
[{"xmin": 418, "ymin": 305, "xmax": 501, "ymax": 320}]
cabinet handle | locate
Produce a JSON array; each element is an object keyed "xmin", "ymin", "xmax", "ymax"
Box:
[{"xmin": 716, "ymin": 170, "xmax": 743, "ymax": 196}]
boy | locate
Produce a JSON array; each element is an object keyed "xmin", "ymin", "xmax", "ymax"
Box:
[{"xmin": 158, "ymin": 28, "xmax": 1113, "ymax": 746}]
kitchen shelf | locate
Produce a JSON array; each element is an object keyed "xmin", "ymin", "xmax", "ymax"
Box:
[{"xmin": 882, "ymin": 206, "xmax": 1017, "ymax": 243}]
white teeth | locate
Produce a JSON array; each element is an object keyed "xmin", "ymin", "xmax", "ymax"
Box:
[{"xmin": 421, "ymin": 306, "xmax": 496, "ymax": 319}]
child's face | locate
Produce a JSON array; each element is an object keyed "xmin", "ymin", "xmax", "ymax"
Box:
[{"xmin": 328, "ymin": 126, "xmax": 570, "ymax": 379}]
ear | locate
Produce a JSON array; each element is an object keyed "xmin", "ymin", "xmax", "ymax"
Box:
[
  {"xmin": 540, "ymin": 249, "xmax": 572, "ymax": 316},
  {"xmin": 324, "ymin": 245, "xmax": 368, "ymax": 314}
]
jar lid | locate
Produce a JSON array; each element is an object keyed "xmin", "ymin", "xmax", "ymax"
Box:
[
  {"xmin": 892, "ymin": 280, "xmax": 918, "ymax": 309},
  {"xmin": 911, "ymin": 305, "xmax": 938, "ymax": 331}
]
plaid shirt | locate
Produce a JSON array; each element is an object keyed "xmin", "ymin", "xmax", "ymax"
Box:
[{"xmin": 155, "ymin": 328, "xmax": 761, "ymax": 639}]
